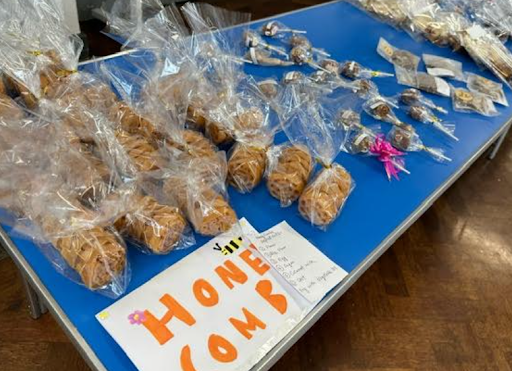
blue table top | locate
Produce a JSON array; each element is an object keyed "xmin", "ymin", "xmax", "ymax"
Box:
[{"xmin": 5, "ymin": 2, "xmax": 512, "ymax": 370}]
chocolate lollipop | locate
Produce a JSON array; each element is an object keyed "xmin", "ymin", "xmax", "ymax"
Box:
[
  {"xmin": 389, "ymin": 126, "xmax": 451, "ymax": 162},
  {"xmin": 287, "ymin": 34, "xmax": 330, "ymax": 57},
  {"xmin": 407, "ymin": 105, "xmax": 458, "ymax": 141},
  {"xmin": 340, "ymin": 61, "xmax": 393, "ymax": 79},
  {"xmin": 319, "ymin": 59, "xmax": 340, "ymax": 76},
  {"xmin": 245, "ymin": 48, "xmax": 294, "ymax": 67},
  {"xmin": 261, "ymin": 21, "xmax": 306, "ymax": 37},
  {"xmin": 290, "ymin": 46, "xmax": 330, "ymax": 72},
  {"xmin": 399, "ymin": 88, "xmax": 447, "ymax": 114},
  {"xmin": 257, "ymin": 78, "xmax": 280, "ymax": 99},
  {"xmin": 243, "ymin": 30, "xmax": 289, "ymax": 58}
]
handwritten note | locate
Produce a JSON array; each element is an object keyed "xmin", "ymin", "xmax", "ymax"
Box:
[{"xmin": 252, "ymin": 221, "xmax": 348, "ymax": 304}]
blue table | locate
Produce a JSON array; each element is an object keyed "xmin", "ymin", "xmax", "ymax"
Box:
[{"xmin": 2, "ymin": 1, "xmax": 511, "ymax": 370}]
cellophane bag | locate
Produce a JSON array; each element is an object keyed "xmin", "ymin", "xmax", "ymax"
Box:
[
  {"xmin": 377, "ymin": 37, "xmax": 420, "ymax": 71},
  {"xmin": 0, "ymin": 115, "xmax": 129, "ymax": 298},
  {"xmin": 281, "ymin": 85, "xmax": 355, "ymax": 229},
  {"xmin": 423, "ymin": 53, "xmax": 465, "ymax": 81},
  {"xmin": 347, "ymin": 0, "xmax": 408, "ymax": 28},
  {"xmin": 466, "ymin": 72, "xmax": 508, "ymax": 107},
  {"xmin": 396, "ymin": 67, "xmax": 451, "ymax": 97},
  {"xmin": 451, "ymin": 86, "xmax": 499, "ymax": 116}
]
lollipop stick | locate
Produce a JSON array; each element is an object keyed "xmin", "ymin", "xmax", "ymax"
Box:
[
  {"xmin": 310, "ymin": 62, "xmax": 332, "ymax": 74},
  {"xmin": 285, "ymin": 29, "xmax": 307, "ymax": 34},
  {"xmin": 312, "ymin": 47, "xmax": 331, "ymax": 57},
  {"xmin": 432, "ymin": 121, "xmax": 459, "ymax": 141},
  {"xmin": 424, "ymin": 146, "xmax": 452, "ymax": 162},
  {"xmin": 266, "ymin": 44, "xmax": 289, "ymax": 57},
  {"xmin": 371, "ymin": 71, "xmax": 394, "ymax": 77},
  {"xmin": 391, "ymin": 159, "xmax": 411, "ymax": 175}
]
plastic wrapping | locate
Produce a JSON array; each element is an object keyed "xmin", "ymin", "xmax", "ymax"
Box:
[
  {"xmin": 406, "ymin": 105, "xmax": 458, "ymax": 141},
  {"xmin": 399, "ymin": 88, "xmax": 448, "ymax": 114},
  {"xmin": 257, "ymin": 78, "xmax": 280, "ymax": 99},
  {"xmin": 243, "ymin": 30, "xmax": 289, "ymax": 58},
  {"xmin": 348, "ymin": 0, "xmax": 408, "ymax": 28},
  {"xmin": 451, "ymin": 87, "xmax": 499, "ymax": 116},
  {"xmin": 388, "ymin": 126, "xmax": 451, "ymax": 162},
  {"xmin": 265, "ymin": 144, "xmax": 313, "ymax": 207},
  {"xmin": 281, "ymin": 34, "xmax": 330, "ymax": 58},
  {"xmin": 289, "ymin": 46, "xmax": 328, "ymax": 71},
  {"xmin": 244, "ymin": 48, "xmax": 294, "ymax": 67},
  {"xmin": 460, "ymin": 24, "xmax": 512, "ymax": 88},
  {"xmin": 377, "ymin": 38, "xmax": 420, "ymax": 71},
  {"xmin": 363, "ymin": 96, "xmax": 412, "ymax": 131},
  {"xmin": 466, "ymin": 72, "xmax": 508, "ymax": 107},
  {"xmin": 339, "ymin": 60, "xmax": 393, "ymax": 79},
  {"xmin": 261, "ymin": 21, "xmax": 306, "ymax": 37},
  {"xmin": 282, "ymin": 86, "xmax": 354, "ymax": 228},
  {"xmin": 423, "ymin": 54, "xmax": 465, "ymax": 81},
  {"xmin": 396, "ymin": 67, "xmax": 451, "ymax": 97}
]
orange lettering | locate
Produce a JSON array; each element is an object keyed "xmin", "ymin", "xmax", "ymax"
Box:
[
  {"xmin": 208, "ymin": 334, "xmax": 238, "ymax": 363},
  {"xmin": 256, "ymin": 280, "xmax": 287, "ymax": 314},
  {"xmin": 239, "ymin": 249, "xmax": 270, "ymax": 276},
  {"xmin": 215, "ymin": 260, "xmax": 248, "ymax": 289},
  {"xmin": 143, "ymin": 294, "xmax": 196, "ymax": 345},
  {"xmin": 193, "ymin": 279, "xmax": 219, "ymax": 307},
  {"xmin": 180, "ymin": 345, "xmax": 197, "ymax": 371},
  {"xmin": 229, "ymin": 307, "xmax": 266, "ymax": 340}
]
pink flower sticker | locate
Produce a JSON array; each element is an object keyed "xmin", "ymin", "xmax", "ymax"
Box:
[{"xmin": 128, "ymin": 310, "xmax": 146, "ymax": 325}]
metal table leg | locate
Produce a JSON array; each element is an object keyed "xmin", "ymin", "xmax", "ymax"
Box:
[
  {"xmin": 21, "ymin": 275, "xmax": 46, "ymax": 319},
  {"xmin": 489, "ymin": 124, "xmax": 511, "ymax": 160}
]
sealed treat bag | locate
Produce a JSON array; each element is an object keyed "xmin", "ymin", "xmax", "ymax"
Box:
[
  {"xmin": 466, "ymin": 73, "xmax": 508, "ymax": 107},
  {"xmin": 406, "ymin": 105, "xmax": 458, "ymax": 141},
  {"xmin": 423, "ymin": 54, "xmax": 465, "ymax": 81},
  {"xmin": 227, "ymin": 143, "xmax": 267, "ymax": 193},
  {"xmin": 388, "ymin": 126, "xmax": 451, "ymax": 162},
  {"xmin": 257, "ymin": 78, "xmax": 280, "ymax": 99},
  {"xmin": 396, "ymin": 68, "xmax": 451, "ymax": 97},
  {"xmin": 283, "ymin": 88, "xmax": 354, "ymax": 228},
  {"xmin": 338, "ymin": 109, "xmax": 408, "ymax": 180},
  {"xmin": 363, "ymin": 96, "xmax": 413, "ymax": 132},
  {"xmin": 460, "ymin": 24, "xmax": 512, "ymax": 88},
  {"xmin": 243, "ymin": 30, "xmax": 288, "ymax": 58},
  {"xmin": 399, "ymin": 88, "xmax": 447, "ymax": 114},
  {"xmin": 377, "ymin": 38, "xmax": 420, "ymax": 71},
  {"xmin": 451, "ymin": 87, "xmax": 499, "ymax": 116},
  {"xmin": 261, "ymin": 21, "xmax": 306, "ymax": 37},
  {"xmin": 340, "ymin": 60, "xmax": 393, "ymax": 79},
  {"xmin": 281, "ymin": 34, "xmax": 330, "ymax": 57},
  {"xmin": 348, "ymin": 0, "xmax": 408, "ymax": 28},
  {"xmin": 266, "ymin": 144, "xmax": 313, "ymax": 207},
  {"xmin": 163, "ymin": 155, "xmax": 237, "ymax": 236}
]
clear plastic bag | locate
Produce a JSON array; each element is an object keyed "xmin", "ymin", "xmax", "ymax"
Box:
[
  {"xmin": 362, "ymin": 95, "xmax": 410, "ymax": 130},
  {"xmin": 377, "ymin": 37, "xmax": 420, "ymax": 71},
  {"xmin": 399, "ymin": 88, "xmax": 448, "ymax": 114},
  {"xmin": 289, "ymin": 46, "xmax": 329, "ymax": 71},
  {"xmin": 257, "ymin": 78, "xmax": 280, "ymax": 100},
  {"xmin": 281, "ymin": 86, "xmax": 355, "ymax": 229},
  {"xmin": 423, "ymin": 53, "xmax": 465, "ymax": 81},
  {"xmin": 348, "ymin": 0, "xmax": 408, "ymax": 28},
  {"xmin": 388, "ymin": 126, "xmax": 452, "ymax": 162},
  {"xmin": 396, "ymin": 67, "xmax": 451, "ymax": 97},
  {"xmin": 243, "ymin": 30, "xmax": 289, "ymax": 58},
  {"xmin": 280, "ymin": 34, "xmax": 330, "ymax": 58},
  {"xmin": 451, "ymin": 86, "xmax": 499, "ymax": 116},
  {"xmin": 339, "ymin": 60, "xmax": 393, "ymax": 79},
  {"xmin": 260, "ymin": 21, "xmax": 306, "ymax": 37},
  {"xmin": 466, "ymin": 72, "xmax": 508, "ymax": 107},
  {"xmin": 406, "ymin": 105, "xmax": 458, "ymax": 141}
]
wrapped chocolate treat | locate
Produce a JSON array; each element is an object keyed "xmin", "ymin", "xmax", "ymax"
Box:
[
  {"xmin": 388, "ymin": 126, "xmax": 451, "ymax": 162},
  {"xmin": 363, "ymin": 96, "xmax": 413, "ymax": 132},
  {"xmin": 257, "ymin": 78, "xmax": 280, "ymax": 99},
  {"xmin": 266, "ymin": 144, "xmax": 313, "ymax": 206},
  {"xmin": 377, "ymin": 38, "xmax": 420, "ymax": 71},
  {"xmin": 340, "ymin": 60, "xmax": 393, "ymax": 79},
  {"xmin": 399, "ymin": 88, "xmax": 447, "ymax": 114},
  {"xmin": 338, "ymin": 109, "xmax": 409, "ymax": 180},
  {"xmin": 423, "ymin": 54, "xmax": 465, "ymax": 81},
  {"xmin": 466, "ymin": 73, "xmax": 508, "ymax": 107},
  {"xmin": 460, "ymin": 24, "xmax": 512, "ymax": 88},
  {"xmin": 281, "ymin": 34, "xmax": 330, "ymax": 57},
  {"xmin": 319, "ymin": 59, "xmax": 341, "ymax": 76},
  {"xmin": 290, "ymin": 46, "xmax": 330, "ymax": 72},
  {"xmin": 243, "ymin": 30, "xmax": 288, "ymax": 58},
  {"xmin": 396, "ymin": 68, "xmax": 451, "ymax": 97},
  {"xmin": 406, "ymin": 105, "xmax": 458, "ymax": 141},
  {"xmin": 282, "ymin": 85, "xmax": 354, "ymax": 228},
  {"xmin": 245, "ymin": 47, "xmax": 295, "ymax": 67},
  {"xmin": 261, "ymin": 21, "xmax": 306, "ymax": 37},
  {"xmin": 451, "ymin": 87, "xmax": 499, "ymax": 116}
]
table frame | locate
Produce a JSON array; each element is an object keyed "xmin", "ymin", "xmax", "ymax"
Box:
[{"xmin": 1, "ymin": 2, "xmax": 511, "ymax": 370}]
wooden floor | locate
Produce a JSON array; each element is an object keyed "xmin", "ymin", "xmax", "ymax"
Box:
[{"xmin": 2, "ymin": 1, "xmax": 512, "ymax": 371}]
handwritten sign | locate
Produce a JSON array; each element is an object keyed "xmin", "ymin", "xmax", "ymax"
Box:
[
  {"xmin": 253, "ymin": 222, "xmax": 348, "ymax": 304},
  {"xmin": 97, "ymin": 219, "xmax": 307, "ymax": 371}
]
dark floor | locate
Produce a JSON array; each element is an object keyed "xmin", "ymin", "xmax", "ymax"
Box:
[{"xmin": 2, "ymin": 1, "xmax": 512, "ymax": 370}]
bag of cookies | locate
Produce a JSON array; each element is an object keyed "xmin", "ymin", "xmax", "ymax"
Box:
[
  {"xmin": 377, "ymin": 38, "xmax": 420, "ymax": 71},
  {"xmin": 395, "ymin": 67, "xmax": 451, "ymax": 97},
  {"xmin": 451, "ymin": 87, "xmax": 499, "ymax": 116},
  {"xmin": 282, "ymin": 88, "xmax": 355, "ymax": 228},
  {"xmin": 423, "ymin": 54, "xmax": 465, "ymax": 81},
  {"xmin": 466, "ymin": 72, "xmax": 508, "ymax": 107}
]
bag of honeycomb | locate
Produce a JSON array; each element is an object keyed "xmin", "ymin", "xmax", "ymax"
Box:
[
  {"xmin": 281, "ymin": 85, "xmax": 355, "ymax": 229},
  {"xmin": 163, "ymin": 154, "xmax": 237, "ymax": 236},
  {"xmin": 265, "ymin": 144, "xmax": 313, "ymax": 206}
]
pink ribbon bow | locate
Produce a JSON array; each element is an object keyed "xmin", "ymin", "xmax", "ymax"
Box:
[{"xmin": 370, "ymin": 134, "xmax": 406, "ymax": 181}]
